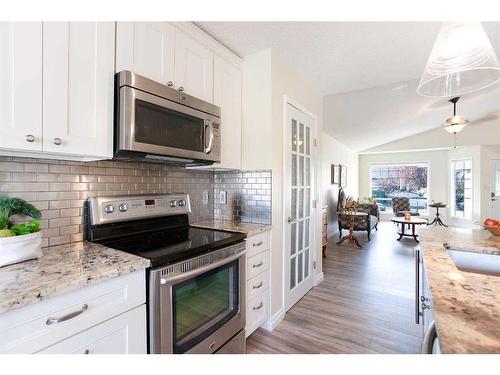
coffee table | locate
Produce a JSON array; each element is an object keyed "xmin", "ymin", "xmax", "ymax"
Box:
[{"xmin": 390, "ymin": 217, "xmax": 428, "ymax": 243}]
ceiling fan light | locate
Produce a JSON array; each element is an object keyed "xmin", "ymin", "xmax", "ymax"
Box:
[
  {"xmin": 417, "ymin": 22, "xmax": 500, "ymax": 97},
  {"xmin": 444, "ymin": 123, "xmax": 466, "ymax": 133}
]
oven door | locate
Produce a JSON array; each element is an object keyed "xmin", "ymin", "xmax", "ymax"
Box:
[
  {"xmin": 117, "ymin": 86, "xmax": 220, "ymax": 163},
  {"xmin": 149, "ymin": 248, "xmax": 246, "ymax": 354}
]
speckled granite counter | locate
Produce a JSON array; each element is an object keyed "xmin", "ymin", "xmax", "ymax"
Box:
[
  {"xmin": 419, "ymin": 226, "xmax": 500, "ymax": 353},
  {"xmin": 0, "ymin": 242, "xmax": 150, "ymax": 315},
  {"xmin": 192, "ymin": 219, "xmax": 272, "ymax": 237}
]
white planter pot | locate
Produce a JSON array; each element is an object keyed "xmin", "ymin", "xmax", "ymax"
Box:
[{"xmin": 0, "ymin": 231, "xmax": 42, "ymax": 268}]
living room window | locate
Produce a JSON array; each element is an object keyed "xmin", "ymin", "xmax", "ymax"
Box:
[
  {"xmin": 370, "ymin": 163, "xmax": 429, "ymax": 214},
  {"xmin": 451, "ymin": 159, "xmax": 472, "ymax": 219}
]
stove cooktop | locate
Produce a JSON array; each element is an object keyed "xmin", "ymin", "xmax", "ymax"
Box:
[{"xmin": 96, "ymin": 226, "xmax": 246, "ymax": 268}]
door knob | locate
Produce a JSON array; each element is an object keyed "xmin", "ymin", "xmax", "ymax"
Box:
[
  {"xmin": 167, "ymin": 81, "xmax": 174, "ymax": 87},
  {"xmin": 287, "ymin": 216, "xmax": 297, "ymax": 224},
  {"xmin": 178, "ymin": 86, "xmax": 184, "ymax": 92},
  {"xmin": 53, "ymin": 138, "xmax": 62, "ymax": 145},
  {"xmin": 25, "ymin": 134, "xmax": 35, "ymax": 142}
]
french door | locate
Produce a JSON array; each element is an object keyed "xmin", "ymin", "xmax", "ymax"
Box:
[
  {"xmin": 284, "ymin": 102, "xmax": 315, "ymax": 311},
  {"xmin": 491, "ymin": 160, "xmax": 500, "ymax": 218}
]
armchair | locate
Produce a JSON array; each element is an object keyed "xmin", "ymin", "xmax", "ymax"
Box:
[
  {"xmin": 337, "ymin": 188, "xmax": 379, "ymax": 241},
  {"xmin": 391, "ymin": 197, "xmax": 420, "ymax": 217}
]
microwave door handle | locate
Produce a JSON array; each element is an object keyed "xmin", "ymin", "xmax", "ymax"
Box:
[{"xmin": 204, "ymin": 121, "xmax": 214, "ymax": 154}]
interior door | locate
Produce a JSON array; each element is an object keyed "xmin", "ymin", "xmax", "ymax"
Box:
[
  {"xmin": 284, "ymin": 102, "xmax": 315, "ymax": 311},
  {"xmin": 491, "ymin": 160, "xmax": 500, "ymax": 218}
]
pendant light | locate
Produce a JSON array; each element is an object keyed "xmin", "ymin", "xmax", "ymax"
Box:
[{"xmin": 417, "ymin": 22, "xmax": 500, "ymax": 97}]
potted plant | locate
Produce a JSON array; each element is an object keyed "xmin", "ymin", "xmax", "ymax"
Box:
[{"xmin": 0, "ymin": 197, "xmax": 42, "ymax": 268}]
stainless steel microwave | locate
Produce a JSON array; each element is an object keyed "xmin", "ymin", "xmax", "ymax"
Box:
[{"xmin": 114, "ymin": 71, "xmax": 221, "ymax": 165}]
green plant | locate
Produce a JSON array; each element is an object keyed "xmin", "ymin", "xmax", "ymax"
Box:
[{"xmin": 0, "ymin": 196, "xmax": 42, "ymax": 236}]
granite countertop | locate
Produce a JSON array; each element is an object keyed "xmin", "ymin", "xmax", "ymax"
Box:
[
  {"xmin": 419, "ymin": 226, "xmax": 500, "ymax": 353},
  {"xmin": 0, "ymin": 241, "xmax": 150, "ymax": 315},
  {"xmin": 192, "ymin": 219, "xmax": 272, "ymax": 237}
]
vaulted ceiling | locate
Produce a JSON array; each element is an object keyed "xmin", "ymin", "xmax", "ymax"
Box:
[{"xmin": 196, "ymin": 22, "xmax": 500, "ymax": 151}]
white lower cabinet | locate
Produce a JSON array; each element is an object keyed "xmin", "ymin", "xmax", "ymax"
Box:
[
  {"xmin": 245, "ymin": 231, "xmax": 271, "ymax": 338},
  {"xmin": 0, "ymin": 270, "xmax": 147, "ymax": 354},
  {"xmin": 38, "ymin": 305, "xmax": 146, "ymax": 354}
]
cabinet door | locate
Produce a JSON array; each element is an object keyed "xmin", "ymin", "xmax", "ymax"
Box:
[
  {"xmin": 43, "ymin": 22, "xmax": 114, "ymax": 158},
  {"xmin": 213, "ymin": 56, "xmax": 242, "ymax": 169},
  {"xmin": 38, "ymin": 305, "xmax": 147, "ymax": 354},
  {"xmin": 174, "ymin": 30, "xmax": 214, "ymax": 102},
  {"xmin": 0, "ymin": 22, "xmax": 42, "ymax": 151},
  {"xmin": 116, "ymin": 22, "xmax": 175, "ymax": 85}
]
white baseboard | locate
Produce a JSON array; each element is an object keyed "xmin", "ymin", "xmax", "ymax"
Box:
[
  {"xmin": 314, "ymin": 272, "xmax": 324, "ymax": 286},
  {"xmin": 260, "ymin": 307, "xmax": 285, "ymax": 332}
]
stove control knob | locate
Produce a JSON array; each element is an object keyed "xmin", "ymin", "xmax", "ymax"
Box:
[
  {"xmin": 104, "ymin": 204, "xmax": 114, "ymax": 214},
  {"xmin": 118, "ymin": 203, "xmax": 128, "ymax": 212},
  {"xmin": 178, "ymin": 199, "xmax": 186, "ymax": 207},
  {"xmin": 169, "ymin": 200, "xmax": 177, "ymax": 208}
]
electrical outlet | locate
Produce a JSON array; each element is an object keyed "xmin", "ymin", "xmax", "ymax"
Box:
[{"xmin": 219, "ymin": 191, "xmax": 228, "ymax": 205}]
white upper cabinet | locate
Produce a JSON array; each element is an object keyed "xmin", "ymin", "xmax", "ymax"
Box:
[
  {"xmin": 174, "ymin": 30, "xmax": 214, "ymax": 102},
  {"xmin": 0, "ymin": 23, "xmax": 42, "ymax": 152},
  {"xmin": 43, "ymin": 22, "xmax": 115, "ymax": 158},
  {"xmin": 213, "ymin": 56, "xmax": 242, "ymax": 169},
  {"xmin": 116, "ymin": 22, "xmax": 175, "ymax": 85}
]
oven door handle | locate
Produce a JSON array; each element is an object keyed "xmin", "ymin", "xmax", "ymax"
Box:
[{"xmin": 160, "ymin": 249, "xmax": 246, "ymax": 285}]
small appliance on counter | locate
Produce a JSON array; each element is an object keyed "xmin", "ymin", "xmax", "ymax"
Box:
[
  {"xmin": 85, "ymin": 194, "xmax": 246, "ymax": 354},
  {"xmin": 114, "ymin": 71, "xmax": 221, "ymax": 166}
]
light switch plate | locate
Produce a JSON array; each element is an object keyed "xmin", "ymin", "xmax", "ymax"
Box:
[
  {"xmin": 219, "ymin": 191, "xmax": 227, "ymax": 205},
  {"xmin": 202, "ymin": 191, "xmax": 209, "ymax": 204}
]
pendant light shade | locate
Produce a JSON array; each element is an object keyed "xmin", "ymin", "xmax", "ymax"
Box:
[{"xmin": 417, "ymin": 22, "xmax": 500, "ymax": 97}]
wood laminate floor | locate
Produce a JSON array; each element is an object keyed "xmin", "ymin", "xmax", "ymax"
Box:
[{"xmin": 246, "ymin": 221, "xmax": 423, "ymax": 354}]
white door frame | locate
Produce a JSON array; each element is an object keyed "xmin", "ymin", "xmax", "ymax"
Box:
[{"xmin": 282, "ymin": 95, "xmax": 318, "ymax": 312}]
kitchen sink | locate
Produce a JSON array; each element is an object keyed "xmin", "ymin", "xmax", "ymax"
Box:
[{"xmin": 445, "ymin": 245, "xmax": 500, "ymax": 277}]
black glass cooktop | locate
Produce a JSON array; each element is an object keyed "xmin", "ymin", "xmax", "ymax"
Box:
[{"xmin": 97, "ymin": 226, "xmax": 246, "ymax": 268}]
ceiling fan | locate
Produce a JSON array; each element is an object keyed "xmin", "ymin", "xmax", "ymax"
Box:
[{"xmin": 443, "ymin": 97, "xmax": 468, "ymax": 134}]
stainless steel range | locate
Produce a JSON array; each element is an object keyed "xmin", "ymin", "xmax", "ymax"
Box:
[{"xmin": 86, "ymin": 194, "xmax": 246, "ymax": 354}]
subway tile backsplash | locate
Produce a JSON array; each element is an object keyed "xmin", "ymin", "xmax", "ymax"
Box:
[
  {"xmin": 0, "ymin": 156, "xmax": 214, "ymax": 247},
  {"xmin": 0, "ymin": 156, "xmax": 272, "ymax": 248},
  {"xmin": 213, "ymin": 170, "xmax": 272, "ymax": 224}
]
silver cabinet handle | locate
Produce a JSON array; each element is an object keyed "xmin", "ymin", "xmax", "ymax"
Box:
[
  {"xmin": 178, "ymin": 86, "xmax": 184, "ymax": 92},
  {"xmin": 53, "ymin": 137, "xmax": 62, "ymax": 145},
  {"xmin": 288, "ymin": 216, "xmax": 297, "ymax": 224},
  {"xmin": 252, "ymin": 261, "xmax": 264, "ymax": 268},
  {"xmin": 253, "ymin": 302, "xmax": 264, "ymax": 311},
  {"xmin": 25, "ymin": 134, "xmax": 35, "ymax": 142},
  {"xmin": 252, "ymin": 281, "xmax": 264, "ymax": 289},
  {"xmin": 252, "ymin": 240, "xmax": 263, "ymax": 247},
  {"xmin": 167, "ymin": 81, "xmax": 174, "ymax": 87},
  {"xmin": 46, "ymin": 304, "xmax": 88, "ymax": 325},
  {"xmin": 421, "ymin": 296, "xmax": 429, "ymax": 302}
]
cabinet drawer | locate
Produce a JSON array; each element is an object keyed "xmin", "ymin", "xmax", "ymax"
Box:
[
  {"xmin": 246, "ymin": 251, "xmax": 269, "ymax": 280},
  {"xmin": 246, "ymin": 271, "xmax": 269, "ymax": 301},
  {"xmin": 246, "ymin": 231, "xmax": 270, "ymax": 258},
  {"xmin": 245, "ymin": 293, "xmax": 268, "ymax": 338},
  {"xmin": 38, "ymin": 305, "xmax": 146, "ymax": 354},
  {"xmin": 0, "ymin": 270, "xmax": 145, "ymax": 354}
]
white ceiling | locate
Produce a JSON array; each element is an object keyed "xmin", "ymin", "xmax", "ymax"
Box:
[{"xmin": 196, "ymin": 21, "xmax": 500, "ymax": 151}]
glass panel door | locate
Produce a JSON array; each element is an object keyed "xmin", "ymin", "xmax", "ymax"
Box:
[
  {"xmin": 286, "ymin": 103, "xmax": 314, "ymax": 311},
  {"xmin": 172, "ymin": 260, "xmax": 239, "ymax": 353}
]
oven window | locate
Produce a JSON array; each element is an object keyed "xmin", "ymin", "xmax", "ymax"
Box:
[
  {"xmin": 172, "ymin": 259, "xmax": 239, "ymax": 353},
  {"xmin": 134, "ymin": 99, "xmax": 204, "ymax": 152}
]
